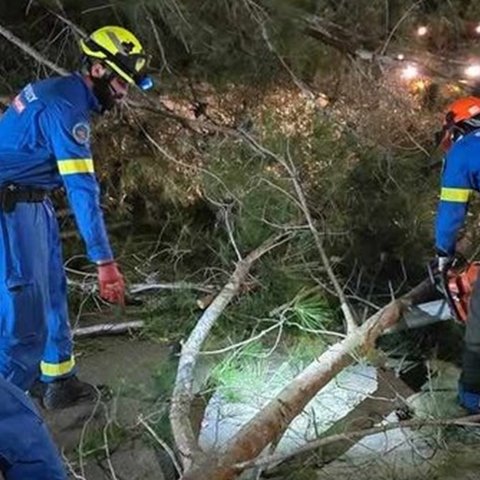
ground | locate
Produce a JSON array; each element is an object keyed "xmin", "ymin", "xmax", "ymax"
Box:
[{"xmin": 39, "ymin": 336, "xmax": 175, "ymax": 480}]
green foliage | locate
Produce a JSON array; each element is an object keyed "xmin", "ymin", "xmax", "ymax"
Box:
[
  {"xmin": 335, "ymin": 149, "xmax": 436, "ymax": 280},
  {"xmin": 209, "ymin": 342, "xmax": 273, "ymax": 403},
  {"xmin": 143, "ymin": 290, "xmax": 200, "ymax": 340},
  {"xmin": 287, "ymin": 333, "xmax": 328, "ymax": 367},
  {"xmin": 75, "ymin": 423, "xmax": 129, "ymax": 461},
  {"xmin": 285, "ymin": 115, "xmax": 439, "ymax": 286},
  {"xmin": 289, "ymin": 288, "xmax": 335, "ymax": 332},
  {"xmin": 219, "ymin": 246, "xmax": 323, "ymax": 326},
  {"xmin": 201, "ymin": 136, "xmax": 299, "ymax": 251},
  {"xmin": 207, "ymin": 327, "xmax": 328, "ymax": 402}
]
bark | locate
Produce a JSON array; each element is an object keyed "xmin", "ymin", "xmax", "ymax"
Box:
[
  {"xmin": 180, "ymin": 280, "xmax": 432, "ymax": 480},
  {"xmin": 169, "ymin": 231, "xmax": 293, "ymax": 467},
  {"xmin": 264, "ymin": 368, "xmax": 415, "ymax": 476},
  {"xmin": 238, "ymin": 413, "xmax": 480, "ymax": 471},
  {"xmin": 131, "ymin": 282, "xmax": 215, "ymax": 295},
  {"xmin": 72, "ymin": 321, "xmax": 144, "ymax": 338}
]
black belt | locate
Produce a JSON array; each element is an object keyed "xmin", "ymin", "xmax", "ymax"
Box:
[{"xmin": 0, "ymin": 185, "xmax": 48, "ymax": 213}]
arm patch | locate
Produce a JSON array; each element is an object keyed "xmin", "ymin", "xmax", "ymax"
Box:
[{"xmin": 72, "ymin": 122, "xmax": 91, "ymax": 145}]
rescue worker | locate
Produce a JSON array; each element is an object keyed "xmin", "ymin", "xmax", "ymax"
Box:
[
  {"xmin": 0, "ymin": 375, "xmax": 66, "ymax": 479},
  {"xmin": 435, "ymin": 96, "xmax": 480, "ymax": 413},
  {"xmin": 0, "ymin": 26, "xmax": 152, "ymax": 409}
]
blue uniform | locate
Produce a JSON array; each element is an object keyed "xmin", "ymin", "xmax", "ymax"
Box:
[
  {"xmin": 0, "ymin": 375, "xmax": 66, "ymax": 479},
  {"xmin": 435, "ymin": 130, "xmax": 480, "ymax": 254},
  {"xmin": 0, "ymin": 73, "xmax": 113, "ymax": 389},
  {"xmin": 435, "ymin": 130, "xmax": 480, "ymax": 412}
]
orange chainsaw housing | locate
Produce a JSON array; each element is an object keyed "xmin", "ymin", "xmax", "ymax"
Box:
[{"xmin": 447, "ymin": 261, "xmax": 480, "ymax": 323}]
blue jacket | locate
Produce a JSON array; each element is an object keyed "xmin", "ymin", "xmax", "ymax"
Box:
[
  {"xmin": 0, "ymin": 73, "xmax": 112, "ymax": 262},
  {"xmin": 435, "ymin": 130, "xmax": 480, "ymax": 255}
]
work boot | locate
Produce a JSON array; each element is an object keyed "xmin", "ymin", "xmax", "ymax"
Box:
[{"xmin": 42, "ymin": 375, "xmax": 105, "ymax": 410}]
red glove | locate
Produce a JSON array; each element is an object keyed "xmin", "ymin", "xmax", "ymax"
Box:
[{"xmin": 97, "ymin": 261, "xmax": 125, "ymax": 305}]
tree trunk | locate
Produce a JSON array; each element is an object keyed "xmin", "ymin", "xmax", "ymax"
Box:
[{"xmin": 180, "ymin": 280, "xmax": 432, "ymax": 480}]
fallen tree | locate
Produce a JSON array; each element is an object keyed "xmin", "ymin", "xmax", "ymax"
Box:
[
  {"xmin": 169, "ymin": 230, "xmax": 295, "ymax": 467},
  {"xmin": 173, "ymin": 276, "xmax": 432, "ymax": 480},
  {"xmin": 0, "ymin": 16, "xmax": 444, "ymax": 480}
]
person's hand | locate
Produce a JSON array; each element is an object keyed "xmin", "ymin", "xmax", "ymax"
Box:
[{"xmin": 97, "ymin": 261, "xmax": 125, "ymax": 305}]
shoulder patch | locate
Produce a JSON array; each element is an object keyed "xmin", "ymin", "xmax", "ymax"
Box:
[
  {"xmin": 12, "ymin": 95, "xmax": 25, "ymax": 114},
  {"xmin": 23, "ymin": 84, "xmax": 37, "ymax": 103},
  {"xmin": 72, "ymin": 122, "xmax": 91, "ymax": 145}
]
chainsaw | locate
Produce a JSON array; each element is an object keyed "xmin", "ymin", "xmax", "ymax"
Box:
[
  {"xmin": 391, "ymin": 260, "xmax": 480, "ymax": 332},
  {"xmin": 442, "ymin": 260, "xmax": 480, "ymax": 324}
]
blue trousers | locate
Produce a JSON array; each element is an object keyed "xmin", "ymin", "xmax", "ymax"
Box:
[
  {"xmin": 0, "ymin": 375, "xmax": 66, "ymax": 479},
  {"xmin": 0, "ymin": 200, "xmax": 75, "ymax": 391}
]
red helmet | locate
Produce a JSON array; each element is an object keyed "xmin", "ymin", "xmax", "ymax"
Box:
[
  {"xmin": 438, "ymin": 96, "xmax": 480, "ymax": 151},
  {"xmin": 444, "ymin": 97, "xmax": 480, "ymax": 124}
]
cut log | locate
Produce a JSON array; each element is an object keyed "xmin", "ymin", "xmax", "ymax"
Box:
[{"xmin": 73, "ymin": 321, "xmax": 144, "ymax": 338}]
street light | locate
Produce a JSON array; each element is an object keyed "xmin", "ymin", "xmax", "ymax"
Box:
[{"xmin": 475, "ymin": 23, "xmax": 480, "ymax": 35}]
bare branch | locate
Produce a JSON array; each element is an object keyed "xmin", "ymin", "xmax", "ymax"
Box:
[
  {"xmin": 145, "ymin": 11, "xmax": 173, "ymax": 74},
  {"xmin": 179, "ymin": 279, "xmax": 433, "ymax": 480},
  {"xmin": 236, "ymin": 413, "xmax": 480, "ymax": 471},
  {"xmin": 239, "ymin": 131, "xmax": 358, "ymax": 333},
  {"xmin": 73, "ymin": 321, "xmax": 144, "ymax": 338},
  {"xmin": 169, "ymin": 231, "xmax": 294, "ymax": 466},
  {"xmin": 0, "ymin": 22, "xmax": 68, "ymax": 76},
  {"xmin": 130, "ymin": 282, "xmax": 215, "ymax": 295},
  {"xmin": 199, "ymin": 321, "xmax": 283, "ymax": 355},
  {"xmin": 138, "ymin": 415, "xmax": 183, "ymax": 476}
]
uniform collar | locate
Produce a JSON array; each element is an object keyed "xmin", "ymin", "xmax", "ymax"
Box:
[{"xmin": 73, "ymin": 72, "xmax": 101, "ymax": 113}]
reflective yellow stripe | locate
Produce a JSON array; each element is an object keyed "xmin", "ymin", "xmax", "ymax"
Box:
[
  {"xmin": 40, "ymin": 357, "xmax": 76, "ymax": 377},
  {"xmin": 57, "ymin": 158, "xmax": 94, "ymax": 175},
  {"xmin": 440, "ymin": 187, "xmax": 472, "ymax": 203}
]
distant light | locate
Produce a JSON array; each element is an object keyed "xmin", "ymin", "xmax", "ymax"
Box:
[
  {"xmin": 465, "ymin": 64, "xmax": 480, "ymax": 78},
  {"xmin": 448, "ymin": 84, "xmax": 461, "ymax": 93},
  {"xmin": 475, "ymin": 24, "xmax": 480, "ymax": 34},
  {"xmin": 414, "ymin": 80, "xmax": 427, "ymax": 91},
  {"xmin": 397, "ymin": 53, "xmax": 405, "ymax": 61},
  {"xmin": 401, "ymin": 64, "xmax": 419, "ymax": 80},
  {"xmin": 417, "ymin": 26, "xmax": 428, "ymax": 37}
]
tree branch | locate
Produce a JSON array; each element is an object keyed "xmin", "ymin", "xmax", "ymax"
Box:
[
  {"xmin": 180, "ymin": 279, "xmax": 433, "ymax": 480},
  {"xmin": 0, "ymin": 22, "xmax": 68, "ymax": 76},
  {"xmin": 236, "ymin": 413, "xmax": 480, "ymax": 471},
  {"xmin": 239, "ymin": 131, "xmax": 358, "ymax": 333},
  {"xmin": 73, "ymin": 321, "xmax": 144, "ymax": 338},
  {"xmin": 169, "ymin": 231, "xmax": 294, "ymax": 467}
]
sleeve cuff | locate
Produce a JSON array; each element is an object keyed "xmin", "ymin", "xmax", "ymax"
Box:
[{"xmin": 88, "ymin": 244, "xmax": 114, "ymax": 263}]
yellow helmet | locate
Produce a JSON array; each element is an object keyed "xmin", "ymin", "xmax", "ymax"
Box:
[{"xmin": 80, "ymin": 26, "xmax": 152, "ymax": 90}]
